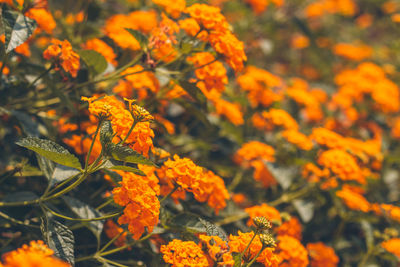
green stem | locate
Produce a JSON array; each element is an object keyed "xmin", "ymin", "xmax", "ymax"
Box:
[
  {"xmin": 240, "ymin": 231, "xmax": 259, "ymax": 266},
  {"xmin": 100, "ymin": 257, "xmax": 129, "ymax": 267},
  {"xmin": 26, "ymin": 64, "xmax": 54, "ymax": 90},
  {"xmin": 246, "ymin": 246, "xmax": 265, "ymax": 267},
  {"xmin": 43, "ymin": 205, "xmax": 122, "ymax": 222},
  {"xmin": 96, "ymin": 198, "xmax": 114, "ymax": 210},
  {"xmin": 98, "ymin": 229, "xmax": 127, "ymax": 254},
  {"xmin": 99, "ymin": 232, "xmax": 153, "ymax": 257},
  {"xmin": 119, "ymin": 120, "xmax": 137, "ymax": 145},
  {"xmin": 85, "ymin": 121, "xmax": 102, "ymax": 170},
  {"xmin": 160, "ymin": 185, "xmax": 179, "ymax": 204},
  {"xmin": 0, "ymin": 211, "xmax": 39, "ymax": 228}
]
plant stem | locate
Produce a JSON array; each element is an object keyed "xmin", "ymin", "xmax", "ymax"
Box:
[
  {"xmin": 43, "ymin": 205, "xmax": 122, "ymax": 221},
  {"xmin": 119, "ymin": 120, "xmax": 137, "ymax": 145},
  {"xmin": 239, "ymin": 231, "xmax": 259, "ymax": 266},
  {"xmin": 98, "ymin": 229, "xmax": 127, "ymax": 254},
  {"xmin": 246, "ymin": 246, "xmax": 265, "ymax": 267},
  {"xmin": 160, "ymin": 185, "xmax": 179, "ymax": 204},
  {"xmin": 85, "ymin": 121, "xmax": 102, "ymax": 170}
]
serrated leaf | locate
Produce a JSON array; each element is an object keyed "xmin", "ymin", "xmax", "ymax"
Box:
[
  {"xmin": 63, "ymin": 196, "xmax": 104, "ymax": 241},
  {"xmin": 168, "ymin": 213, "xmax": 206, "ymax": 234},
  {"xmin": 41, "ymin": 218, "xmax": 75, "ymax": 266},
  {"xmin": 79, "ymin": 50, "xmax": 108, "ymax": 75},
  {"xmin": 199, "ymin": 218, "xmax": 227, "ymax": 241},
  {"xmin": 2, "ymin": 9, "xmax": 37, "ymax": 53},
  {"xmin": 50, "ymin": 164, "xmax": 80, "ymax": 187},
  {"xmin": 16, "ymin": 137, "xmax": 82, "ymax": 170},
  {"xmin": 108, "ymin": 144, "xmax": 155, "ymax": 166},
  {"xmin": 108, "ymin": 165, "xmax": 146, "ymax": 176},
  {"xmin": 125, "ymin": 28, "xmax": 148, "ymax": 49},
  {"xmin": 3, "ymin": 191, "xmax": 38, "ymax": 203}
]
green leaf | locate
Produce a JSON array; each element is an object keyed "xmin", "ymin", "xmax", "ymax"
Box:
[
  {"xmin": 79, "ymin": 50, "xmax": 108, "ymax": 75},
  {"xmin": 168, "ymin": 213, "xmax": 206, "ymax": 234},
  {"xmin": 108, "ymin": 144, "xmax": 155, "ymax": 166},
  {"xmin": 16, "ymin": 137, "xmax": 82, "ymax": 170},
  {"xmin": 3, "ymin": 191, "xmax": 38, "ymax": 203},
  {"xmin": 63, "ymin": 196, "xmax": 104, "ymax": 241},
  {"xmin": 1, "ymin": 8, "xmax": 37, "ymax": 53},
  {"xmin": 108, "ymin": 165, "xmax": 146, "ymax": 176},
  {"xmin": 179, "ymin": 81, "xmax": 207, "ymax": 108},
  {"xmin": 125, "ymin": 28, "xmax": 148, "ymax": 49},
  {"xmin": 199, "ymin": 218, "xmax": 227, "ymax": 241},
  {"xmin": 50, "ymin": 164, "xmax": 80, "ymax": 187},
  {"xmin": 41, "ymin": 217, "xmax": 75, "ymax": 266}
]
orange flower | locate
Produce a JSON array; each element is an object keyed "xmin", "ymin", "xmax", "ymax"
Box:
[
  {"xmin": 104, "ymin": 220, "xmax": 128, "ymax": 247},
  {"xmin": 333, "ymin": 42, "xmax": 373, "ymax": 61},
  {"xmin": 234, "ymin": 141, "xmax": 275, "ymax": 165},
  {"xmin": 43, "ymin": 39, "xmax": 80, "ymax": 77},
  {"xmin": 237, "ymin": 66, "xmax": 283, "ymax": 108},
  {"xmin": 113, "ymin": 65, "xmax": 160, "ymax": 100},
  {"xmin": 381, "ymin": 238, "xmax": 400, "ymax": 259},
  {"xmin": 245, "ymin": 0, "xmax": 284, "ymax": 15},
  {"xmin": 199, "ymin": 235, "xmax": 234, "ymax": 266},
  {"xmin": 245, "ymin": 203, "xmax": 281, "ymax": 226},
  {"xmin": 152, "ymin": 0, "xmax": 186, "ymax": 18},
  {"xmin": 208, "ymin": 30, "xmax": 247, "ymax": 72},
  {"xmin": 0, "ymin": 240, "xmax": 70, "ymax": 267},
  {"xmin": 262, "ymin": 109, "xmax": 299, "ymax": 131},
  {"xmin": 160, "ymin": 239, "xmax": 209, "ymax": 267},
  {"xmin": 83, "ymin": 38, "xmax": 117, "ymax": 66},
  {"xmin": 228, "ymin": 231, "xmax": 280, "ymax": 266},
  {"xmin": 372, "ymin": 204, "xmax": 400, "ymax": 223},
  {"xmin": 112, "ymin": 170, "xmax": 160, "ymax": 240},
  {"xmin": 291, "ymin": 34, "xmax": 309, "ymax": 49},
  {"xmin": 307, "ymin": 242, "xmax": 339, "ymax": 267},
  {"xmin": 103, "ymin": 11, "xmax": 157, "ymax": 50},
  {"xmin": 25, "ymin": 8, "xmax": 56, "ymax": 34},
  {"xmin": 185, "ymin": 3, "xmax": 246, "ymax": 71},
  {"xmin": 250, "ymin": 160, "xmax": 277, "ymax": 188},
  {"xmin": 187, "ymin": 52, "xmax": 228, "ymax": 95},
  {"xmin": 81, "ymin": 95, "xmax": 154, "ymax": 156},
  {"xmin": 276, "ymin": 235, "xmax": 309, "ymax": 267},
  {"xmin": 212, "ymin": 98, "xmax": 244, "ymax": 125},
  {"xmin": 149, "ymin": 14, "xmax": 180, "ymax": 63},
  {"xmin": 281, "ymin": 130, "xmax": 313, "ymax": 151},
  {"xmin": 318, "ymin": 149, "xmax": 365, "ymax": 184},
  {"xmin": 305, "ymin": 0, "xmax": 357, "ymax": 18},
  {"xmin": 286, "ymin": 78, "xmax": 323, "ymax": 122},
  {"xmin": 158, "ymin": 155, "xmax": 229, "ymax": 213},
  {"xmin": 336, "ymin": 187, "xmax": 371, "ymax": 212},
  {"xmin": 276, "ymin": 217, "xmax": 302, "ymax": 240}
]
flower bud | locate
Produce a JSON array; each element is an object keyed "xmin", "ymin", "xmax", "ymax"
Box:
[
  {"xmin": 253, "ymin": 216, "xmax": 272, "ymax": 231},
  {"xmin": 259, "ymin": 233, "xmax": 276, "ymax": 248}
]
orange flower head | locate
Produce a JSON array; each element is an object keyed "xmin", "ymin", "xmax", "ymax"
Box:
[
  {"xmin": 276, "ymin": 235, "xmax": 309, "ymax": 267},
  {"xmin": 307, "ymin": 242, "xmax": 339, "ymax": 267},
  {"xmin": 336, "ymin": 187, "xmax": 371, "ymax": 212},
  {"xmin": 160, "ymin": 239, "xmax": 209, "ymax": 266},
  {"xmin": 245, "ymin": 203, "xmax": 281, "ymax": 226},
  {"xmin": 43, "ymin": 39, "xmax": 80, "ymax": 77},
  {"xmin": 0, "ymin": 240, "xmax": 70, "ymax": 267},
  {"xmin": 381, "ymin": 238, "xmax": 400, "ymax": 259},
  {"xmin": 112, "ymin": 170, "xmax": 160, "ymax": 240}
]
